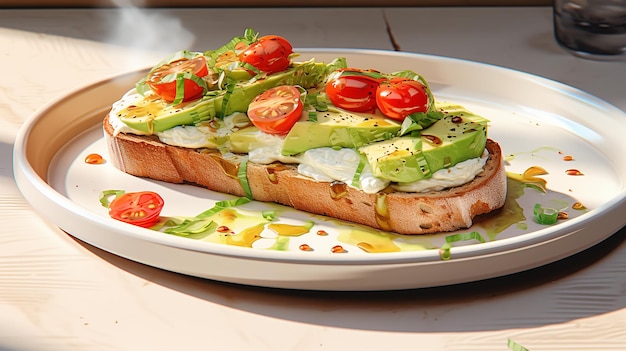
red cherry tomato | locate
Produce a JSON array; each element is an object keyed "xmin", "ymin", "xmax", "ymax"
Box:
[
  {"xmin": 239, "ymin": 35, "xmax": 293, "ymax": 74},
  {"xmin": 325, "ymin": 69, "xmax": 384, "ymax": 113},
  {"xmin": 109, "ymin": 191, "xmax": 165, "ymax": 228},
  {"xmin": 147, "ymin": 56, "xmax": 208, "ymax": 103},
  {"xmin": 376, "ymin": 77, "xmax": 430, "ymax": 121},
  {"xmin": 247, "ymin": 85, "xmax": 303, "ymax": 134}
]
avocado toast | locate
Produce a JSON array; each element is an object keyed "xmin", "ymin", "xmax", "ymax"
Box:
[{"xmin": 103, "ymin": 29, "xmax": 507, "ymax": 235}]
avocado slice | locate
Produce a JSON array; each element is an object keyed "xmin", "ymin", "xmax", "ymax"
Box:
[
  {"xmin": 114, "ymin": 94, "xmax": 217, "ymax": 134},
  {"xmin": 229, "ymin": 126, "xmax": 283, "ymax": 153},
  {"xmin": 281, "ymin": 109, "xmax": 402, "ymax": 156},
  {"xmin": 420, "ymin": 103, "xmax": 488, "ymax": 173},
  {"xmin": 359, "ymin": 103, "xmax": 489, "ymax": 183},
  {"xmin": 218, "ymin": 59, "xmax": 334, "ymax": 117},
  {"xmin": 118, "ymin": 59, "xmax": 342, "ymax": 134},
  {"xmin": 359, "ymin": 136, "xmax": 430, "ymax": 183}
]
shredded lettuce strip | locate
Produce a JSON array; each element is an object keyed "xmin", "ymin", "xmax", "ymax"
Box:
[
  {"xmin": 162, "ymin": 217, "xmax": 217, "ymax": 238},
  {"xmin": 157, "ymin": 197, "xmax": 278, "ymax": 239},
  {"xmin": 324, "ymin": 57, "xmax": 348, "ymax": 74},
  {"xmin": 99, "ymin": 189, "xmax": 126, "ymax": 208},
  {"xmin": 135, "ymin": 28, "xmax": 259, "ymax": 110},
  {"xmin": 237, "ymin": 156, "xmax": 253, "ymax": 199},
  {"xmin": 351, "ymin": 153, "xmax": 367, "ymax": 189},
  {"xmin": 393, "ymin": 70, "xmax": 444, "ymax": 135},
  {"xmin": 333, "ymin": 69, "xmax": 386, "ymax": 80},
  {"xmin": 204, "ymin": 28, "xmax": 258, "ymax": 67},
  {"xmin": 171, "ymin": 72, "xmax": 210, "ymax": 105},
  {"xmin": 218, "ymin": 82, "xmax": 237, "ymax": 118},
  {"xmin": 158, "ymin": 197, "xmax": 255, "ymax": 238},
  {"xmin": 303, "ymin": 89, "xmax": 327, "ymax": 119},
  {"xmin": 196, "ymin": 197, "xmax": 252, "ymax": 219},
  {"xmin": 399, "ymin": 110, "xmax": 446, "ymax": 136},
  {"xmin": 135, "ymin": 50, "xmax": 204, "ymax": 96}
]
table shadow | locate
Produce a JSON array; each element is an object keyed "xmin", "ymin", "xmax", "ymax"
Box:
[{"xmin": 71, "ymin": 224, "xmax": 626, "ymax": 333}]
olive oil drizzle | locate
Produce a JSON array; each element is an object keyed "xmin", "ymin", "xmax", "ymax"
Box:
[
  {"xmin": 223, "ymin": 224, "xmax": 265, "ymax": 247},
  {"xmin": 473, "ymin": 178, "xmax": 527, "ymax": 241}
]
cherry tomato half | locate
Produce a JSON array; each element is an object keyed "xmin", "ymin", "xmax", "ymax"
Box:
[
  {"xmin": 376, "ymin": 77, "xmax": 430, "ymax": 121},
  {"xmin": 147, "ymin": 56, "xmax": 209, "ymax": 103},
  {"xmin": 247, "ymin": 85, "xmax": 303, "ymax": 134},
  {"xmin": 238, "ymin": 35, "xmax": 293, "ymax": 74},
  {"xmin": 325, "ymin": 69, "xmax": 384, "ymax": 113},
  {"xmin": 109, "ymin": 191, "xmax": 165, "ymax": 228}
]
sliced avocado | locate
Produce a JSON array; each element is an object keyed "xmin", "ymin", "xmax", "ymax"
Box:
[
  {"xmin": 359, "ymin": 136, "xmax": 429, "ymax": 183},
  {"xmin": 421, "ymin": 103, "xmax": 488, "ymax": 172},
  {"xmin": 281, "ymin": 109, "xmax": 401, "ymax": 156},
  {"xmin": 218, "ymin": 59, "xmax": 335, "ymax": 116},
  {"xmin": 229, "ymin": 126, "xmax": 284, "ymax": 153},
  {"xmin": 115, "ymin": 95, "xmax": 216, "ymax": 134},
  {"xmin": 225, "ymin": 68, "xmax": 254, "ymax": 82},
  {"xmin": 359, "ymin": 103, "xmax": 489, "ymax": 183},
  {"xmin": 119, "ymin": 59, "xmax": 343, "ymax": 134}
]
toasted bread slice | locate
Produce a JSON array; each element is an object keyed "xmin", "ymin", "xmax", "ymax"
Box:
[{"xmin": 104, "ymin": 115, "xmax": 507, "ymax": 235}]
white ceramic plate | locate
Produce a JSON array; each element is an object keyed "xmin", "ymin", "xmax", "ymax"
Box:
[{"xmin": 14, "ymin": 49, "xmax": 626, "ymax": 291}]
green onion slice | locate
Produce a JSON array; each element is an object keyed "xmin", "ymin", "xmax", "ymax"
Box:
[
  {"xmin": 507, "ymin": 338, "xmax": 529, "ymax": 351},
  {"xmin": 533, "ymin": 203, "xmax": 559, "ymax": 225},
  {"xmin": 262, "ymin": 210, "xmax": 277, "ymax": 221},
  {"xmin": 439, "ymin": 231, "xmax": 485, "ymax": 260}
]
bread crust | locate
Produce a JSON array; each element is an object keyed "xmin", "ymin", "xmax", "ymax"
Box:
[{"xmin": 104, "ymin": 115, "xmax": 507, "ymax": 234}]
